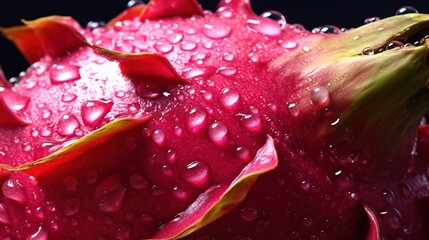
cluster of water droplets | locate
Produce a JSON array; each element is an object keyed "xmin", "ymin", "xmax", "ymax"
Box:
[{"xmin": 361, "ymin": 6, "xmax": 422, "ymax": 55}]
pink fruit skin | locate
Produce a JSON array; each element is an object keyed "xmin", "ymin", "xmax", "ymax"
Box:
[{"xmin": 0, "ymin": 0, "xmax": 429, "ymax": 239}]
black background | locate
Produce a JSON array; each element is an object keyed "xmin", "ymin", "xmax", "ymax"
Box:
[{"xmin": 1, "ymin": 0, "xmax": 428, "ymax": 79}]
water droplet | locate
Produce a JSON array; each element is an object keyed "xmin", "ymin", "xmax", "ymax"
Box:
[
  {"xmin": 203, "ymin": 23, "xmax": 232, "ymax": 39},
  {"xmin": 63, "ymin": 198, "xmax": 81, "ymax": 216},
  {"xmin": 247, "ymin": 18, "xmax": 281, "ymax": 37},
  {"xmin": 362, "ymin": 47, "xmax": 375, "ymax": 55},
  {"xmin": 381, "ymin": 189, "xmax": 395, "ymax": 204},
  {"xmin": 115, "ymin": 90, "xmax": 125, "ymax": 98},
  {"xmin": 240, "ymin": 207, "xmax": 258, "ymax": 222},
  {"xmin": 61, "ymin": 93, "xmax": 77, "ymax": 102},
  {"xmin": 39, "ymin": 110, "xmax": 51, "ymax": 121},
  {"xmin": 180, "ymin": 41, "xmax": 197, "ymax": 51},
  {"xmin": 260, "ymin": 10, "xmax": 287, "ymax": 29},
  {"xmin": 172, "ymin": 186, "xmax": 188, "ymax": 200},
  {"xmin": 248, "ymin": 52, "xmax": 260, "ymax": 62},
  {"xmin": 182, "ymin": 161, "xmax": 209, "ymax": 187},
  {"xmin": 217, "ymin": 66, "xmax": 237, "ymax": 76},
  {"xmin": 153, "ymin": 41, "xmax": 173, "ymax": 53},
  {"xmin": 239, "ymin": 113, "xmax": 262, "ymax": 132},
  {"xmin": 0, "ymin": 203, "xmax": 11, "ymax": 224},
  {"xmin": 219, "ymin": 87, "xmax": 240, "ymax": 109},
  {"xmin": 167, "ymin": 149, "xmax": 177, "ymax": 163},
  {"xmin": 200, "ymin": 90, "xmax": 213, "ymax": 101},
  {"xmin": 81, "ymin": 100, "xmax": 113, "ymax": 128},
  {"xmin": 151, "ymin": 185, "xmax": 166, "ymax": 197},
  {"xmin": 167, "ymin": 31, "xmax": 183, "ymax": 44},
  {"xmin": 41, "ymin": 127, "xmax": 53, "ymax": 137},
  {"xmin": 87, "ymin": 21, "xmax": 106, "ymax": 31},
  {"xmin": 378, "ymin": 207, "xmax": 402, "ymax": 229},
  {"xmin": 95, "ymin": 174, "xmax": 126, "ymax": 213},
  {"xmin": 288, "ymin": 103, "xmax": 299, "ymax": 117},
  {"xmin": 152, "ymin": 129, "xmax": 165, "ymax": 146},
  {"xmin": 301, "ymin": 180, "xmax": 311, "ymax": 190},
  {"xmin": 174, "ymin": 126, "xmax": 183, "ymax": 137},
  {"xmin": 319, "ymin": 25, "xmax": 340, "ymax": 34},
  {"xmin": 27, "ymin": 225, "xmax": 48, "ymax": 240},
  {"xmin": 216, "ymin": 6, "xmax": 233, "ymax": 18},
  {"xmin": 222, "ymin": 52, "xmax": 234, "ymax": 62},
  {"xmin": 127, "ymin": 102, "xmax": 140, "ymax": 114},
  {"xmin": 34, "ymin": 206, "xmax": 44, "ymax": 219},
  {"xmin": 49, "ymin": 64, "xmax": 81, "ymax": 84},
  {"xmin": 56, "ymin": 114, "xmax": 80, "ymax": 136},
  {"xmin": 186, "ymin": 108, "xmax": 207, "ymax": 133},
  {"xmin": 161, "ymin": 165, "xmax": 174, "ymax": 177},
  {"xmin": 186, "ymin": 27, "xmax": 196, "ymax": 35},
  {"xmin": 127, "ymin": 0, "xmax": 144, "ymax": 8},
  {"xmin": 419, "ymin": 35, "xmax": 429, "ymax": 45},
  {"xmin": 31, "ymin": 128, "xmax": 39, "ymax": 138},
  {"xmin": 63, "ymin": 176, "xmax": 78, "ymax": 191},
  {"xmin": 332, "ymin": 170, "xmax": 353, "ymax": 188},
  {"xmin": 44, "ymin": 201, "xmax": 56, "ymax": 212},
  {"xmin": 208, "ymin": 121, "xmax": 228, "ymax": 146},
  {"xmin": 364, "ymin": 17, "xmax": 380, "ymax": 24},
  {"xmin": 2, "ymin": 178, "xmax": 27, "ymax": 203},
  {"xmin": 22, "ymin": 142, "xmax": 32, "ymax": 152},
  {"xmin": 236, "ymin": 146, "xmax": 251, "ymax": 161},
  {"xmin": 129, "ymin": 174, "xmax": 149, "ymax": 190},
  {"xmin": 136, "ymin": 84, "xmax": 161, "ymax": 99},
  {"xmin": 330, "ymin": 117, "xmax": 340, "ymax": 126},
  {"xmin": 278, "ymin": 40, "xmax": 298, "ymax": 49},
  {"xmin": 267, "ymin": 103, "xmax": 277, "ymax": 112},
  {"xmin": 386, "ymin": 40, "xmax": 404, "ymax": 50},
  {"xmin": 396, "ymin": 6, "xmax": 418, "ymax": 15},
  {"xmin": 86, "ymin": 170, "xmax": 98, "ymax": 185},
  {"xmin": 49, "ymin": 220, "xmax": 59, "ymax": 231},
  {"xmin": 311, "ymin": 86, "xmax": 330, "ymax": 108},
  {"xmin": 303, "ymin": 217, "xmax": 313, "ymax": 227}
]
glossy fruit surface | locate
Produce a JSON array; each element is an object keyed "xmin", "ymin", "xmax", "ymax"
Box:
[{"xmin": 1, "ymin": 0, "xmax": 429, "ymax": 239}]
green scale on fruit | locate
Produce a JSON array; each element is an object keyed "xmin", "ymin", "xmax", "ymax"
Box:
[{"xmin": 1, "ymin": 0, "xmax": 429, "ymax": 239}]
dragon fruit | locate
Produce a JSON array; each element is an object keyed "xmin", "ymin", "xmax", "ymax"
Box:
[{"xmin": 1, "ymin": 0, "xmax": 429, "ymax": 239}]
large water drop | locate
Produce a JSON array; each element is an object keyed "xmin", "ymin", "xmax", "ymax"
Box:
[
  {"xmin": 260, "ymin": 10, "xmax": 287, "ymax": 29},
  {"xmin": 203, "ymin": 23, "xmax": 232, "ymax": 39},
  {"xmin": 81, "ymin": 100, "xmax": 113, "ymax": 128},
  {"xmin": 129, "ymin": 174, "xmax": 149, "ymax": 190},
  {"xmin": 49, "ymin": 64, "xmax": 81, "ymax": 84},
  {"xmin": 239, "ymin": 113, "xmax": 262, "ymax": 132},
  {"xmin": 181, "ymin": 161, "xmax": 209, "ymax": 187},
  {"xmin": 153, "ymin": 41, "xmax": 173, "ymax": 54},
  {"xmin": 56, "ymin": 114, "xmax": 80, "ymax": 136},
  {"xmin": 219, "ymin": 87, "xmax": 240, "ymax": 109},
  {"xmin": 310, "ymin": 86, "xmax": 330, "ymax": 108},
  {"xmin": 63, "ymin": 198, "xmax": 81, "ymax": 216},
  {"xmin": 240, "ymin": 207, "xmax": 258, "ymax": 222},
  {"xmin": 186, "ymin": 108, "xmax": 207, "ymax": 133},
  {"xmin": 395, "ymin": 6, "xmax": 418, "ymax": 15},
  {"xmin": 247, "ymin": 18, "xmax": 282, "ymax": 37},
  {"xmin": 2, "ymin": 178, "xmax": 27, "ymax": 203},
  {"xmin": 208, "ymin": 121, "xmax": 228, "ymax": 146},
  {"xmin": 152, "ymin": 129, "xmax": 166, "ymax": 146},
  {"xmin": 95, "ymin": 174, "xmax": 126, "ymax": 213}
]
